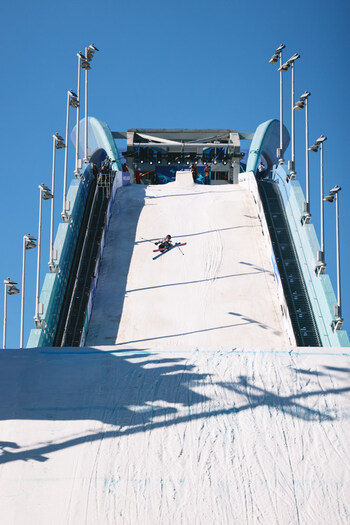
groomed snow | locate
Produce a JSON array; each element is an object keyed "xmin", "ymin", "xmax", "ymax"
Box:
[
  {"xmin": 0, "ymin": 346, "xmax": 349, "ymax": 524},
  {"xmin": 86, "ymin": 177, "xmax": 290, "ymax": 348},
  {"xmin": 2, "ymin": 179, "xmax": 349, "ymax": 524}
]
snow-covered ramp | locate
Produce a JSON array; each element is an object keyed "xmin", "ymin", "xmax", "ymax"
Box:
[
  {"xmin": 0, "ymin": 346, "xmax": 349, "ymax": 524},
  {"xmin": 87, "ymin": 179, "xmax": 289, "ymax": 348}
]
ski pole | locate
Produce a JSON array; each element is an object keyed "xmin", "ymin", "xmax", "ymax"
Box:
[
  {"xmin": 177, "ymin": 245, "xmax": 184, "ymax": 255},
  {"xmin": 141, "ymin": 236, "xmax": 157, "ymax": 245}
]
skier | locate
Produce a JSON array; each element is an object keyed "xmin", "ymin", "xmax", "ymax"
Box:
[
  {"xmin": 190, "ymin": 163, "xmax": 198, "ymax": 183},
  {"xmin": 134, "ymin": 169, "xmax": 143, "ymax": 184},
  {"xmin": 155, "ymin": 235, "xmax": 173, "ymax": 250}
]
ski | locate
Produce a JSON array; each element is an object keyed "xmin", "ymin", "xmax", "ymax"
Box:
[
  {"xmin": 152, "ymin": 242, "xmax": 186, "ymax": 260},
  {"xmin": 153, "ymin": 242, "xmax": 187, "ymax": 253}
]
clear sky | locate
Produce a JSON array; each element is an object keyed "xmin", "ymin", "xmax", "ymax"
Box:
[{"xmin": 1, "ymin": 0, "xmax": 349, "ymax": 348}]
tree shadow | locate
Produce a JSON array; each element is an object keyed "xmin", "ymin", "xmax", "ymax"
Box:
[
  {"xmin": 217, "ymin": 374, "xmax": 350, "ymax": 422},
  {"xmin": 0, "ymin": 348, "xmax": 209, "ymax": 427},
  {"xmin": 1, "ymin": 350, "xmax": 349, "ymax": 465}
]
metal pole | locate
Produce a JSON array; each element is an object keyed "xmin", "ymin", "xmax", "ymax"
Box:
[
  {"xmin": 75, "ymin": 55, "xmax": 81, "ymax": 177},
  {"xmin": 84, "ymin": 47, "xmax": 88, "ymax": 163},
  {"xmin": 62, "ymin": 92, "xmax": 70, "ymax": 221},
  {"xmin": 20, "ymin": 237, "xmax": 26, "ymax": 347},
  {"xmin": 305, "ymin": 99, "xmax": 310, "ymax": 206},
  {"xmin": 291, "ymin": 63, "xmax": 295, "ymax": 169},
  {"xmin": 3, "ymin": 283, "xmax": 7, "ymax": 349},
  {"xmin": 320, "ymin": 142, "xmax": 325, "ymax": 257},
  {"xmin": 34, "ymin": 189, "xmax": 43, "ymax": 327},
  {"xmin": 49, "ymin": 138, "xmax": 56, "ymax": 271},
  {"xmin": 336, "ymin": 193, "xmax": 341, "ymax": 317},
  {"xmin": 280, "ymin": 50, "xmax": 283, "ymax": 152}
]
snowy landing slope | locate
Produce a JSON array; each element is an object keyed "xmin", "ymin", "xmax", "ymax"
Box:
[
  {"xmin": 86, "ymin": 180, "xmax": 290, "ymax": 348},
  {"xmin": 0, "ymin": 346, "xmax": 349, "ymax": 524}
]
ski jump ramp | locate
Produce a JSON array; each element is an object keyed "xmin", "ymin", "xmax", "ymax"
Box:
[
  {"xmin": 1, "ymin": 176, "xmax": 350, "ymax": 524},
  {"xmin": 86, "ymin": 174, "xmax": 290, "ymax": 348}
]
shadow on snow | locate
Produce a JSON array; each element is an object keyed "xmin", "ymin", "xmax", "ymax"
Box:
[{"xmin": 0, "ymin": 347, "xmax": 349, "ymax": 465}]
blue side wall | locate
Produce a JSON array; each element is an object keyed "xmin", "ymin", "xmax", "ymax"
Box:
[
  {"xmin": 271, "ymin": 166, "xmax": 349, "ymax": 347},
  {"xmin": 246, "ymin": 120, "xmax": 349, "ymax": 347},
  {"xmin": 246, "ymin": 119, "xmax": 290, "ymax": 173},
  {"xmin": 27, "ymin": 118, "xmax": 123, "ymax": 347}
]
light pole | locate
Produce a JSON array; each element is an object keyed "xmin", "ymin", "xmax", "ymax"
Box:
[
  {"xmin": 34, "ymin": 184, "xmax": 53, "ymax": 329},
  {"xmin": 294, "ymin": 91, "xmax": 311, "ymax": 224},
  {"xmin": 62, "ymin": 90, "xmax": 79, "ymax": 222},
  {"xmin": 20, "ymin": 234, "xmax": 37, "ymax": 348},
  {"xmin": 324, "ymin": 185, "xmax": 343, "ymax": 330},
  {"xmin": 49, "ymin": 133, "xmax": 65, "ymax": 272},
  {"xmin": 75, "ymin": 52, "xmax": 89, "ymax": 178},
  {"xmin": 3, "ymin": 278, "xmax": 20, "ymax": 349},
  {"xmin": 84, "ymin": 43, "xmax": 99, "ymax": 164},
  {"xmin": 282, "ymin": 53, "xmax": 301, "ymax": 180},
  {"xmin": 269, "ymin": 43, "xmax": 286, "ymax": 164},
  {"xmin": 309, "ymin": 134, "xmax": 327, "ymax": 275}
]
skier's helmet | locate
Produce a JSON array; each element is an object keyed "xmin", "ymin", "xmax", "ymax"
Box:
[{"xmin": 166, "ymin": 235, "xmax": 171, "ymax": 240}]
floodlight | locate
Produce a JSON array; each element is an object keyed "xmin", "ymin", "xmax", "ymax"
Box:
[
  {"xmin": 88, "ymin": 43, "xmax": 99, "ymax": 52},
  {"xmin": 329, "ymin": 185, "xmax": 341, "ymax": 195},
  {"xmin": 315, "ymin": 134, "xmax": 327, "ymax": 145},
  {"xmin": 286, "ymin": 53, "xmax": 300, "ymax": 64},
  {"xmin": 269, "ymin": 54, "xmax": 279, "ymax": 64},
  {"xmin": 81, "ymin": 60, "xmax": 91, "ymax": 70},
  {"xmin": 309, "ymin": 144, "xmax": 319, "ymax": 152},
  {"xmin": 24, "ymin": 233, "xmax": 37, "ymax": 250},
  {"xmin": 278, "ymin": 62, "xmax": 290, "ymax": 72},
  {"xmin": 293, "ymin": 101, "xmax": 305, "ymax": 110},
  {"xmin": 299, "ymin": 91, "xmax": 311, "ymax": 101},
  {"xmin": 54, "ymin": 132, "xmax": 65, "ymax": 149},
  {"xmin": 324, "ymin": 194, "xmax": 334, "ymax": 203},
  {"xmin": 8, "ymin": 284, "xmax": 20, "ymax": 295},
  {"xmin": 69, "ymin": 90, "xmax": 79, "ymax": 108},
  {"xmin": 4, "ymin": 277, "xmax": 17, "ymax": 286}
]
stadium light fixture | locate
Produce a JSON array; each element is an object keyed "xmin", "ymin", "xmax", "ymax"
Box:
[
  {"xmin": 269, "ymin": 43, "xmax": 286, "ymax": 164},
  {"xmin": 324, "ymin": 185, "xmax": 343, "ymax": 330},
  {"xmin": 283, "ymin": 53, "xmax": 301, "ymax": 180},
  {"xmin": 74, "ymin": 53, "xmax": 88, "ymax": 178},
  {"xmin": 310, "ymin": 135, "xmax": 327, "ymax": 275},
  {"xmin": 62, "ymin": 90, "xmax": 79, "ymax": 222},
  {"xmin": 3, "ymin": 277, "xmax": 20, "ymax": 349},
  {"xmin": 49, "ymin": 133, "xmax": 64, "ymax": 272},
  {"xmin": 34, "ymin": 184, "xmax": 53, "ymax": 329},
  {"xmin": 20, "ymin": 234, "xmax": 37, "ymax": 347},
  {"xmin": 84, "ymin": 44, "xmax": 99, "ymax": 164},
  {"xmin": 294, "ymin": 91, "xmax": 312, "ymax": 224}
]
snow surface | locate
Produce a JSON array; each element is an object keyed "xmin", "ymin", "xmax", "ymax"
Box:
[
  {"xmin": 0, "ymin": 346, "xmax": 350, "ymax": 524},
  {"xmin": 86, "ymin": 178, "xmax": 290, "ymax": 348},
  {"xmin": 2, "ymin": 179, "xmax": 350, "ymax": 524}
]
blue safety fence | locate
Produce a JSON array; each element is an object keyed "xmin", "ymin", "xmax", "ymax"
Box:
[
  {"xmin": 246, "ymin": 120, "xmax": 349, "ymax": 347},
  {"xmin": 27, "ymin": 118, "xmax": 124, "ymax": 347},
  {"xmin": 271, "ymin": 166, "xmax": 349, "ymax": 347},
  {"xmin": 27, "ymin": 168, "xmax": 95, "ymax": 347}
]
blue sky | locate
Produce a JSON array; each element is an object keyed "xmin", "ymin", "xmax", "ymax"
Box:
[{"xmin": 1, "ymin": 0, "xmax": 349, "ymax": 348}]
